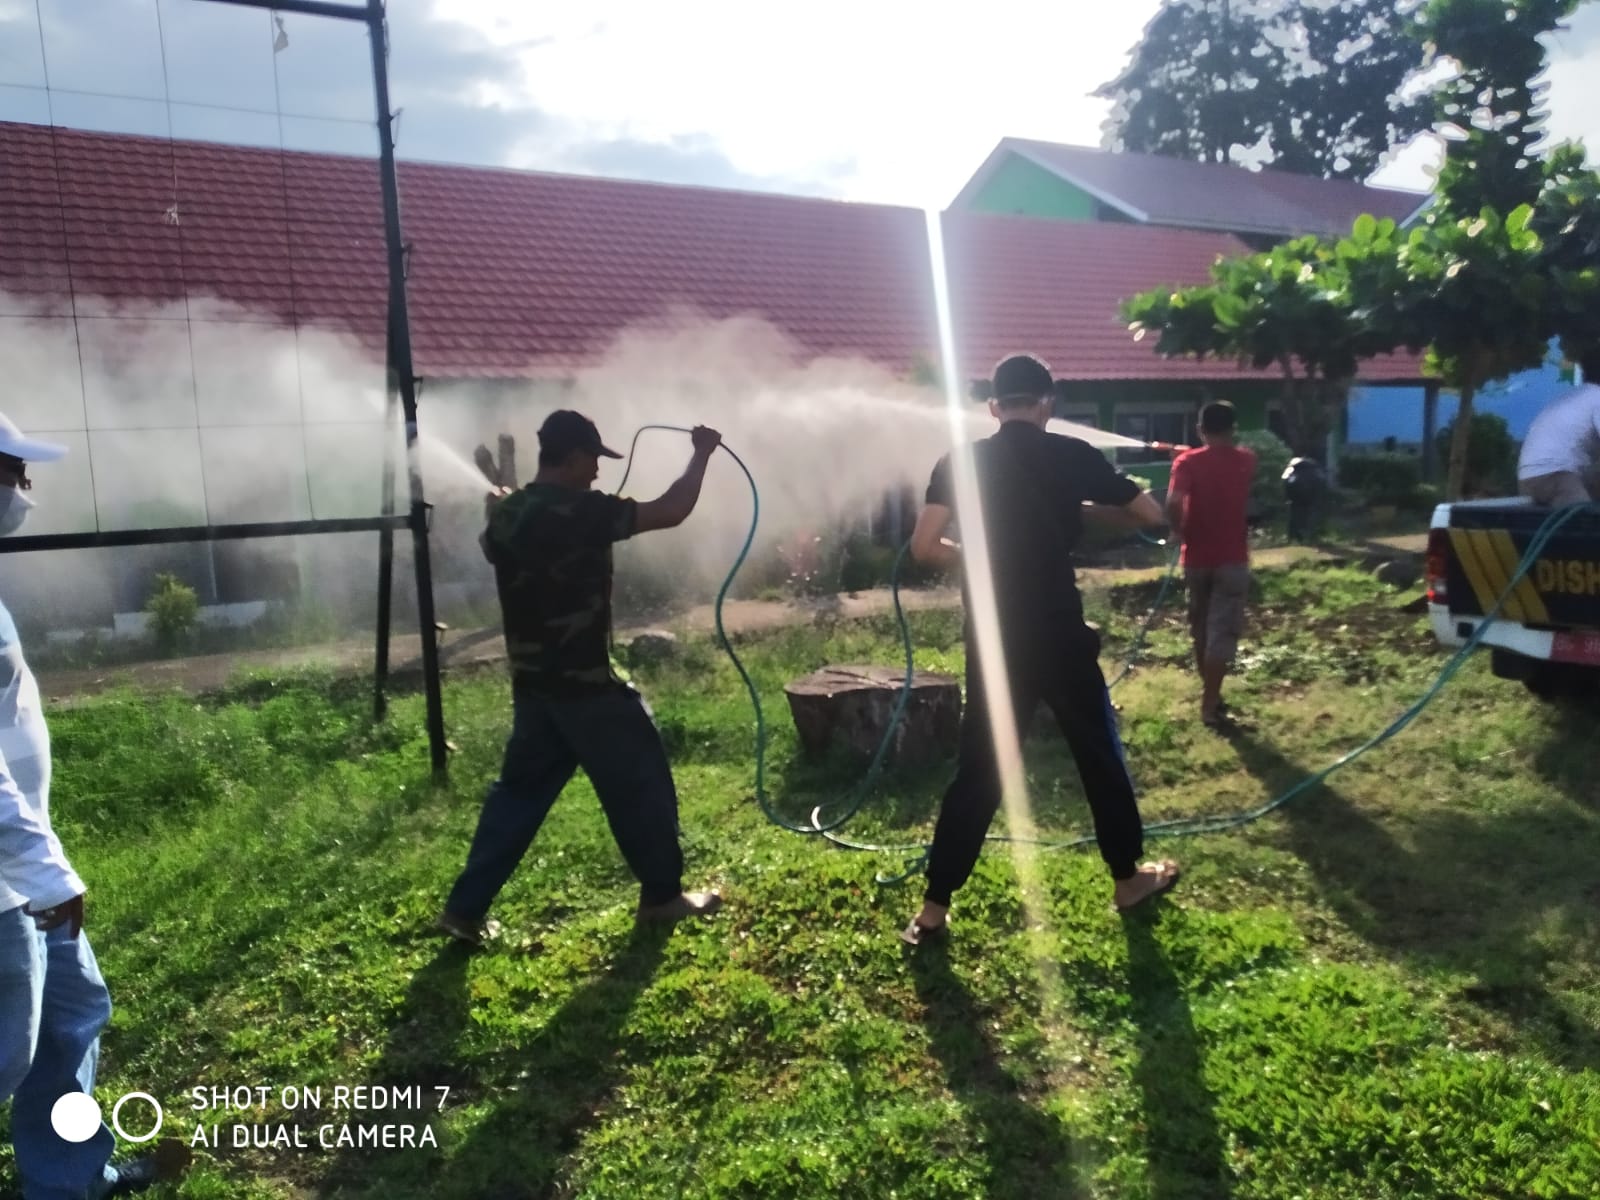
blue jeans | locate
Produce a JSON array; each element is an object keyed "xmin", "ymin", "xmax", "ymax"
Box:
[
  {"xmin": 445, "ymin": 684, "xmax": 685, "ymax": 917},
  {"xmin": 0, "ymin": 903, "xmax": 119, "ymax": 1200}
]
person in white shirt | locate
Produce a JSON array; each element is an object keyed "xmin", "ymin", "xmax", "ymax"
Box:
[
  {"xmin": 0, "ymin": 414, "xmax": 159, "ymax": 1197},
  {"xmin": 1518, "ymin": 349, "xmax": 1600, "ymax": 507}
]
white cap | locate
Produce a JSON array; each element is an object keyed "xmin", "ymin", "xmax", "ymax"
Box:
[{"xmin": 0, "ymin": 413, "xmax": 67, "ymax": 462}]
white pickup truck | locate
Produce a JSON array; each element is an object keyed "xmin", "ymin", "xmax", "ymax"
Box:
[{"xmin": 1426, "ymin": 497, "xmax": 1600, "ymax": 698}]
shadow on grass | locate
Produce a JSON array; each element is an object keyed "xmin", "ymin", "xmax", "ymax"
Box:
[
  {"xmin": 1123, "ymin": 911, "xmax": 1231, "ymax": 1199},
  {"xmin": 318, "ymin": 941, "xmax": 474, "ymax": 1197},
  {"xmin": 1228, "ymin": 728, "xmax": 1600, "ymax": 1071},
  {"xmin": 908, "ymin": 946, "xmax": 1085, "ymax": 1200},
  {"xmin": 1532, "ymin": 698, "xmax": 1600, "ymax": 816},
  {"xmin": 319, "ymin": 924, "xmax": 669, "ymax": 1199}
]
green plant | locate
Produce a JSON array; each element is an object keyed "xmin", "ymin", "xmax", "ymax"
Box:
[
  {"xmin": 1436, "ymin": 411, "xmax": 1518, "ymax": 497},
  {"xmin": 144, "ymin": 572, "xmax": 199, "ymax": 653},
  {"xmin": 1237, "ymin": 428, "xmax": 1294, "ymax": 519},
  {"xmin": 837, "ymin": 533, "xmax": 942, "ymax": 594},
  {"xmin": 1340, "ymin": 452, "xmax": 1423, "ymax": 507}
]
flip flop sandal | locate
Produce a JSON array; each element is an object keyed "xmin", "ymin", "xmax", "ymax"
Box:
[
  {"xmin": 1115, "ymin": 862, "xmax": 1182, "ymax": 914},
  {"xmin": 900, "ymin": 919, "xmax": 949, "ymax": 947}
]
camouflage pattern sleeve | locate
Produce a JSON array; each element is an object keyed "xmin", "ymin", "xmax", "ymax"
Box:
[{"xmin": 572, "ymin": 492, "xmax": 639, "ymax": 547}]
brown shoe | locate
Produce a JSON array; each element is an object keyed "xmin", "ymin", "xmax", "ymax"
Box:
[
  {"xmin": 435, "ymin": 911, "xmax": 502, "ymax": 948},
  {"xmin": 636, "ymin": 891, "xmax": 723, "ymax": 924}
]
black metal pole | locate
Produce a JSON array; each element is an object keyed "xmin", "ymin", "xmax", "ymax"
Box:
[
  {"xmin": 367, "ymin": 0, "xmax": 449, "ymax": 775},
  {"xmin": 0, "ymin": 516, "xmax": 409, "ymax": 554}
]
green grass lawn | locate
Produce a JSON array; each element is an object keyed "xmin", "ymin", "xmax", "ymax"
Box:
[{"xmin": 4, "ymin": 563, "xmax": 1597, "ymax": 1199}]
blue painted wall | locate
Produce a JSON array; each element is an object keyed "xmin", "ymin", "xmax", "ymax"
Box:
[{"xmin": 1348, "ymin": 348, "xmax": 1573, "ymax": 445}]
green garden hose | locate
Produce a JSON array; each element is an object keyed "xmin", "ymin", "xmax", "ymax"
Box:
[
  {"xmin": 617, "ymin": 425, "xmax": 1170, "ymax": 851},
  {"xmin": 869, "ymin": 501, "xmax": 1598, "ymax": 884},
  {"xmin": 619, "ymin": 424, "xmax": 1589, "ymax": 888},
  {"xmin": 615, "ymin": 425, "xmax": 915, "ymax": 836}
]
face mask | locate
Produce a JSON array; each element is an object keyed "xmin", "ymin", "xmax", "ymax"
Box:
[{"xmin": 0, "ymin": 488, "xmax": 34, "ymax": 538}]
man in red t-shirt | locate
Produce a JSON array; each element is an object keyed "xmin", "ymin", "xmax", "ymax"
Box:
[{"xmin": 1165, "ymin": 401, "xmax": 1257, "ymax": 729}]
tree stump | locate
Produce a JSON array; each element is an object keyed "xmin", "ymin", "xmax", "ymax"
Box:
[{"xmin": 784, "ymin": 664, "xmax": 961, "ymax": 768}]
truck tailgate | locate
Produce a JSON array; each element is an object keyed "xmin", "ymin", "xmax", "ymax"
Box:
[{"xmin": 1443, "ymin": 504, "xmax": 1600, "ymax": 633}]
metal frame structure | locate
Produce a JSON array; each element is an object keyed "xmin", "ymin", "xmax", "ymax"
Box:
[{"xmin": 0, "ymin": 0, "xmax": 450, "ymax": 773}]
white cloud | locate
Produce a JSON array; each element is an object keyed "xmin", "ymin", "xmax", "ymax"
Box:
[
  {"xmin": 439, "ymin": 0, "xmax": 1154, "ymax": 206},
  {"xmin": 7, "ymin": 0, "xmax": 1598, "ymax": 205}
]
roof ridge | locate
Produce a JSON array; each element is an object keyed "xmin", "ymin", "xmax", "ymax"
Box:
[
  {"xmin": 1002, "ymin": 134, "xmax": 1428, "ymax": 199},
  {"xmin": 0, "ymin": 119, "xmax": 917, "ymax": 215}
]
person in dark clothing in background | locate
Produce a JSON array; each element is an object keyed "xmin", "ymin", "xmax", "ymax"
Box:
[
  {"xmin": 437, "ymin": 411, "xmax": 725, "ymax": 947},
  {"xmin": 902, "ymin": 355, "xmax": 1181, "ymax": 946},
  {"xmin": 1282, "ymin": 456, "xmax": 1325, "ymax": 542}
]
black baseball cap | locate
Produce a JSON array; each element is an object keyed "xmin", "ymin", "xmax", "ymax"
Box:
[
  {"xmin": 538, "ymin": 410, "xmax": 622, "ymax": 460},
  {"xmin": 991, "ymin": 354, "xmax": 1055, "ymax": 403}
]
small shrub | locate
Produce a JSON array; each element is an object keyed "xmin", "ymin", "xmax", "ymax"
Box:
[
  {"xmin": 144, "ymin": 572, "xmax": 200, "ymax": 653},
  {"xmin": 1437, "ymin": 411, "xmax": 1518, "ymax": 497},
  {"xmin": 1237, "ymin": 429, "xmax": 1295, "ymax": 520},
  {"xmin": 1339, "ymin": 453, "xmax": 1422, "ymax": 507},
  {"xmin": 838, "ymin": 533, "xmax": 941, "ymax": 593}
]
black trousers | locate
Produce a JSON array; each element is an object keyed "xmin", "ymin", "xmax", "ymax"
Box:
[
  {"xmin": 924, "ymin": 624, "xmax": 1144, "ymax": 906},
  {"xmin": 1287, "ymin": 499, "xmax": 1314, "ymax": 542}
]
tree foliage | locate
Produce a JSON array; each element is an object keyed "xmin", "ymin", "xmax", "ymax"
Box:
[
  {"xmin": 1123, "ymin": 218, "xmax": 1422, "ymax": 455},
  {"xmin": 1122, "ymin": 0, "xmax": 1600, "ymax": 499},
  {"xmin": 1405, "ymin": 0, "xmax": 1582, "ymax": 495},
  {"xmin": 1414, "ymin": 0, "xmax": 1582, "ymax": 215},
  {"xmin": 1435, "ymin": 410, "xmax": 1519, "ymax": 495},
  {"xmin": 1097, "ymin": 0, "xmax": 1432, "ymax": 180},
  {"xmin": 1528, "ymin": 145, "xmax": 1600, "ymax": 359}
]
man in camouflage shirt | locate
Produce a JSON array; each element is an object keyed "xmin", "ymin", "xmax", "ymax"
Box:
[{"xmin": 438, "ymin": 411, "xmax": 725, "ymax": 945}]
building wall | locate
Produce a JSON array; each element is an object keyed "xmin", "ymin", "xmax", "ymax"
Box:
[
  {"xmin": 1347, "ymin": 350, "xmax": 1573, "ymax": 446},
  {"xmin": 966, "ymin": 155, "xmax": 1103, "ymax": 221}
]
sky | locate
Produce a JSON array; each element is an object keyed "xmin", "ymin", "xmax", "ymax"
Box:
[{"xmin": 0, "ymin": 0, "xmax": 1597, "ymax": 208}]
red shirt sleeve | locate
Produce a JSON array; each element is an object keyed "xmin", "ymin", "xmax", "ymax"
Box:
[{"xmin": 1169, "ymin": 449, "xmax": 1195, "ymax": 494}]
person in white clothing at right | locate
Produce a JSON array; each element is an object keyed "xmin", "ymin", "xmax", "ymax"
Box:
[
  {"xmin": 1518, "ymin": 348, "xmax": 1600, "ymax": 507},
  {"xmin": 0, "ymin": 413, "xmax": 161, "ymax": 1198}
]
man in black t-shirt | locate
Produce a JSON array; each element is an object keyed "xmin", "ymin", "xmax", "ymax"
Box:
[
  {"xmin": 902, "ymin": 354, "xmax": 1181, "ymax": 945},
  {"xmin": 437, "ymin": 411, "xmax": 726, "ymax": 946}
]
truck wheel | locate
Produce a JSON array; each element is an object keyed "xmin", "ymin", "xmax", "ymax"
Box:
[
  {"xmin": 1523, "ymin": 669, "xmax": 1563, "ymax": 700},
  {"xmin": 1522, "ymin": 662, "xmax": 1600, "ymax": 705}
]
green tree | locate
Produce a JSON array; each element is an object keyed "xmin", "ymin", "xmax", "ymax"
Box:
[
  {"xmin": 1097, "ymin": 0, "xmax": 1431, "ymax": 180},
  {"xmin": 1404, "ymin": 0, "xmax": 1584, "ymax": 496},
  {"xmin": 1413, "ymin": 0, "xmax": 1582, "ymax": 217},
  {"xmin": 1530, "ymin": 146, "xmax": 1600, "ymax": 359},
  {"xmin": 1123, "ymin": 219, "xmax": 1420, "ymax": 456},
  {"xmin": 1400, "ymin": 204, "xmax": 1550, "ymax": 497}
]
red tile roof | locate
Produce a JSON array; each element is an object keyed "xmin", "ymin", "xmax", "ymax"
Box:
[
  {"xmin": 939, "ymin": 211, "xmax": 1421, "ymax": 383},
  {"xmin": 956, "ymin": 138, "xmax": 1430, "ymax": 240},
  {"xmin": 0, "ymin": 122, "xmax": 1422, "ymax": 384},
  {"xmin": 940, "ymin": 212, "xmax": 1260, "ymax": 381}
]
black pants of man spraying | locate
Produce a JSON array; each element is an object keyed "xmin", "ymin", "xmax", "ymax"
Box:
[{"xmin": 924, "ymin": 622, "xmax": 1145, "ymax": 907}]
